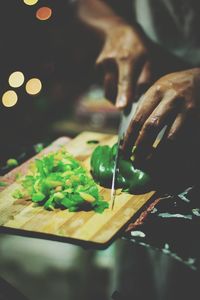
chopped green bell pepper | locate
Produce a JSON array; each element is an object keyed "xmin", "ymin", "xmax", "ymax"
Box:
[
  {"xmin": 13, "ymin": 149, "xmax": 108, "ymax": 213},
  {"xmin": 7, "ymin": 158, "xmax": 18, "ymax": 168}
]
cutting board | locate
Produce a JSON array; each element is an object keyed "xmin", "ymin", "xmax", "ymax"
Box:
[{"xmin": 0, "ymin": 132, "xmax": 155, "ymax": 247}]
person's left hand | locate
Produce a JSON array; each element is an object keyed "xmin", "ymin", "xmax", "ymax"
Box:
[{"xmin": 122, "ymin": 68, "xmax": 200, "ymax": 167}]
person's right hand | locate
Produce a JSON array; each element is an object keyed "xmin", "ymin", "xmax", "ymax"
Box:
[{"xmin": 96, "ymin": 24, "xmax": 153, "ymax": 109}]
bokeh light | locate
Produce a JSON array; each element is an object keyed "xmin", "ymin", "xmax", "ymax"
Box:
[
  {"xmin": 36, "ymin": 7, "xmax": 52, "ymax": 21},
  {"xmin": 8, "ymin": 71, "xmax": 25, "ymax": 88},
  {"xmin": 23, "ymin": 0, "xmax": 38, "ymax": 5},
  {"xmin": 25, "ymin": 78, "xmax": 42, "ymax": 95},
  {"xmin": 2, "ymin": 90, "xmax": 18, "ymax": 107}
]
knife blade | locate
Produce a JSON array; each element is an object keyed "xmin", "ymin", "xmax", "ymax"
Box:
[{"xmin": 111, "ymin": 101, "xmax": 138, "ymax": 210}]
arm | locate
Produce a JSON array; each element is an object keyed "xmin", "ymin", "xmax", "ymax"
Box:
[{"xmin": 77, "ymin": 0, "xmax": 126, "ymax": 35}]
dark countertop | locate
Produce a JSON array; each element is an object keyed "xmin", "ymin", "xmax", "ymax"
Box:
[{"xmin": 124, "ymin": 186, "xmax": 200, "ymax": 271}]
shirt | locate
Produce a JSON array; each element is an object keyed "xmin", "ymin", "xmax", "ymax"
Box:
[{"xmin": 133, "ymin": 0, "xmax": 200, "ymax": 66}]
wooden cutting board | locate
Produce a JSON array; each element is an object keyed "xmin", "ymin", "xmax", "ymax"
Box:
[{"xmin": 0, "ymin": 132, "xmax": 155, "ymax": 247}]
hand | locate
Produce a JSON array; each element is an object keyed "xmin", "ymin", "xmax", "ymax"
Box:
[
  {"xmin": 96, "ymin": 24, "xmax": 153, "ymax": 109},
  {"xmin": 96, "ymin": 24, "xmax": 187, "ymax": 110},
  {"xmin": 122, "ymin": 68, "xmax": 200, "ymax": 170}
]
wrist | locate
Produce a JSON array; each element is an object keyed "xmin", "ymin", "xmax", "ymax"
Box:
[{"xmin": 91, "ymin": 16, "xmax": 129, "ymax": 38}]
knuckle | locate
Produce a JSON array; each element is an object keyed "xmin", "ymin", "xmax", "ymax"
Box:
[
  {"xmin": 95, "ymin": 58, "xmax": 103, "ymax": 67},
  {"xmin": 118, "ymin": 51, "xmax": 133, "ymax": 63},
  {"xmin": 154, "ymin": 84, "xmax": 164, "ymax": 95},
  {"xmin": 96, "ymin": 53, "xmax": 114, "ymax": 65},
  {"xmin": 117, "ymin": 46, "xmax": 147, "ymax": 63},
  {"xmin": 167, "ymin": 131, "xmax": 175, "ymax": 142},
  {"xmin": 129, "ymin": 116, "xmax": 143, "ymax": 130},
  {"xmin": 164, "ymin": 88, "xmax": 179, "ymax": 99},
  {"xmin": 105, "ymin": 53, "xmax": 115, "ymax": 60},
  {"xmin": 144, "ymin": 118, "xmax": 159, "ymax": 132},
  {"xmin": 133, "ymin": 116, "xmax": 142, "ymax": 126},
  {"xmin": 145, "ymin": 84, "xmax": 162, "ymax": 99}
]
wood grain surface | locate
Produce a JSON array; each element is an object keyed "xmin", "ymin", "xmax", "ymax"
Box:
[{"xmin": 0, "ymin": 132, "xmax": 155, "ymax": 247}]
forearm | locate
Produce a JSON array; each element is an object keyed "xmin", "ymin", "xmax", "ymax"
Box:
[{"xmin": 77, "ymin": 0, "xmax": 127, "ymax": 36}]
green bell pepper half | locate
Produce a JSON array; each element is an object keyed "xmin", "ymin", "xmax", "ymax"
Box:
[{"xmin": 90, "ymin": 144, "xmax": 151, "ymax": 194}]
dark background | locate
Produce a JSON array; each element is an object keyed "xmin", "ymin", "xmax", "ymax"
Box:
[{"xmin": 0, "ymin": 0, "xmax": 133, "ymax": 165}]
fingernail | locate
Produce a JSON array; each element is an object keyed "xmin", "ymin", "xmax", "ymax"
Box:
[
  {"xmin": 132, "ymin": 145, "xmax": 137, "ymax": 154},
  {"xmin": 130, "ymin": 146, "xmax": 137, "ymax": 161},
  {"xmin": 116, "ymin": 96, "xmax": 126, "ymax": 109}
]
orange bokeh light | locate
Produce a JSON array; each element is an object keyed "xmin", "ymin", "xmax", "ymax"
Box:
[{"xmin": 36, "ymin": 7, "xmax": 52, "ymax": 21}]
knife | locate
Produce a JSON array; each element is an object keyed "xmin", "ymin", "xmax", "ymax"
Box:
[
  {"xmin": 111, "ymin": 101, "xmax": 138, "ymax": 210},
  {"xmin": 110, "ymin": 95, "xmax": 168, "ymax": 209}
]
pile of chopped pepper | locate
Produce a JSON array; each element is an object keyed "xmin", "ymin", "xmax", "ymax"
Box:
[{"xmin": 13, "ymin": 149, "xmax": 108, "ymax": 213}]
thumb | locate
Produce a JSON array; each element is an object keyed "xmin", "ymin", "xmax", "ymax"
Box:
[
  {"xmin": 116, "ymin": 57, "xmax": 146, "ymax": 109},
  {"xmin": 116, "ymin": 62, "xmax": 133, "ymax": 109}
]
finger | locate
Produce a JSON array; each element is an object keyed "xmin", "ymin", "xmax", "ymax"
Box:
[
  {"xmin": 122, "ymin": 85, "xmax": 163, "ymax": 156},
  {"xmin": 133, "ymin": 95, "xmax": 180, "ymax": 161},
  {"xmin": 116, "ymin": 55, "xmax": 146, "ymax": 109},
  {"xmin": 104, "ymin": 71, "xmax": 118, "ymax": 103},
  {"xmin": 167, "ymin": 113, "xmax": 187, "ymax": 142},
  {"xmin": 96, "ymin": 56, "xmax": 118, "ymax": 104}
]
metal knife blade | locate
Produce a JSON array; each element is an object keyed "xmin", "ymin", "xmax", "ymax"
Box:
[{"xmin": 111, "ymin": 101, "xmax": 138, "ymax": 210}]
